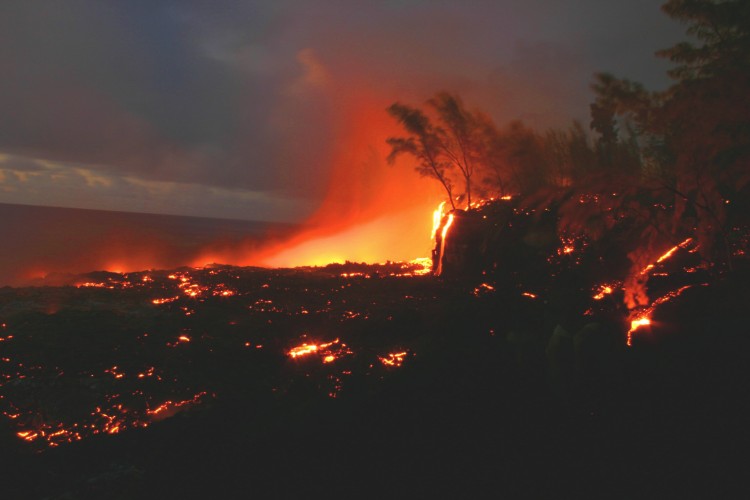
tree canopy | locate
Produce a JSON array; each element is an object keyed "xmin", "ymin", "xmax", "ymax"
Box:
[{"xmin": 386, "ymin": 0, "xmax": 750, "ymax": 271}]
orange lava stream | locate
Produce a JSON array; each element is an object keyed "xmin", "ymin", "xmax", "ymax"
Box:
[
  {"xmin": 626, "ymin": 285, "xmax": 697, "ymax": 346},
  {"xmin": 435, "ymin": 213, "xmax": 455, "ymax": 276}
]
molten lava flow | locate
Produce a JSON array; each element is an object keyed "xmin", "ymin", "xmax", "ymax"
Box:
[
  {"xmin": 289, "ymin": 343, "xmax": 320, "ymax": 358},
  {"xmin": 408, "ymin": 258, "xmax": 433, "ymax": 276},
  {"xmin": 435, "ymin": 213, "xmax": 455, "ymax": 276},
  {"xmin": 626, "ymin": 237, "xmax": 698, "ymax": 309},
  {"xmin": 626, "ymin": 284, "xmax": 699, "ymax": 346},
  {"xmin": 592, "ymin": 284, "xmax": 615, "ymax": 300},
  {"xmin": 627, "ymin": 317, "xmax": 651, "ymax": 346},
  {"xmin": 378, "ymin": 351, "xmax": 408, "ymax": 367},
  {"xmin": 287, "ymin": 338, "xmax": 351, "ymax": 363},
  {"xmin": 431, "ymin": 202, "xmax": 447, "ymax": 241},
  {"xmin": 146, "ymin": 392, "xmax": 209, "ymax": 422},
  {"xmin": 640, "ymin": 238, "xmax": 694, "ymax": 275}
]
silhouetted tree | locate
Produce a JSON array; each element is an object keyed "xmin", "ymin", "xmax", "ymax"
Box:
[
  {"xmin": 569, "ymin": 1, "xmax": 750, "ymax": 269},
  {"xmin": 485, "ymin": 120, "xmax": 548, "ymax": 194},
  {"xmin": 426, "ymin": 92, "xmax": 489, "ymax": 207},
  {"xmin": 386, "ymin": 102, "xmax": 458, "ymax": 209},
  {"xmin": 589, "ymin": 73, "xmax": 652, "ymax": 174},
  {"xmin": 387, "ymin": 93, "xmax": 497, "ymax": 209},
  {"xmin": 655, "ymin": 0, "xmax": 750, "ymax": 267}
]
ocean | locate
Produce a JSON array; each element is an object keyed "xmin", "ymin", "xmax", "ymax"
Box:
[{"xmin": 0, "ymin": 203, "xmax": 298, "ymax": 286}]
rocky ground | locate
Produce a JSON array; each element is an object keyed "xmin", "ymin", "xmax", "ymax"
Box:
[{"xmin": 0, "ymin": 262, "xmax": 748, "ymax": 499}]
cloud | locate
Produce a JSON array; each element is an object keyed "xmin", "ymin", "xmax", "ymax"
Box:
[
  {"xmin": 0, "ymin": 0, "xmax": 685, "ymax": 222},
  {"xmin": 0, "ymin": 154, "xmax": 309, "ymax": 222},
  {"xmin": 290, "ymin": 48, "xmax": 330, "ymax": 92}
]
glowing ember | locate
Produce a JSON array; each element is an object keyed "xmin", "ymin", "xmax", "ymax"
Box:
[
  {"xmin": 287, "ymin": 338, "xmax": 351, "ymax": 364},
  {"xmin": 592, "ymin": 284, "xmax": 615, "ymax": 300},
  {"xmin": 378, "ymin": 351, "xmax": 408, "ymax": 367},
  {"xmin": 521, "ymin": 292, "xmax": 537, "ymax": 299},
  {"xmin": 473, "ymin": 283, "xmax": 495, "ymax": 296},
  {"xmin": 104, "ymin": 366, "xmax": 126, "ymax": 379},
  {"xmin": 152, "ymin": 296, "xmax": 179, "ymax": 305},
  {"xmin": 341, "ymin": 272, "xmax": 368, "ymax": 278},
  {"xmin": 289, "ymin": 343, "xmax": 319, "ymax": 358},
  {"xmin": 147, "ymin": 392, "xmax": 209, "ymax": 421}
]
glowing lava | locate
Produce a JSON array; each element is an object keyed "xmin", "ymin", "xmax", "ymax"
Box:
[
  {"xmin": 431, "ymin": 202, "xmax": 447, "ymax": 240},
  {"xmin": 435, "ymin": 213, "xmax": 455, "ymax": 276},
  {"xmin": 378, "ymin": 351, "xmax": 408, "ymax": 367},
  {"xmin": 287, "ymin": 338, "xmax": 351, "ymax": 363}
]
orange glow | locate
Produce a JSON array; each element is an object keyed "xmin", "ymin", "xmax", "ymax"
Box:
[
  {"xmin": 473, "ymin": 283, "xmax": 495, "ymax": 296},
  {"xmin": 289, "ymin": 343, "xmax": 319, "ymax": 358},
  {"xmin": 431, "ymin": 202, "xmax": 447, "ymax": 240},
  {"xmin": 152, "ymin": 296, "xmax": 179, "ymax": 305},
  {"xmin": 17, "ymin": 430, "xmax": 39, "ymax": 441},
  {"xmin": 657, "ymin": 238, "xmax": 692, "ymax": 263},
  {"xmin": 521, "ymin": 292, "xmax": 537, "ymax": 299},
  {"xmin": 147, "ymin": 392, "xmax": 209, "ymax": 421},
  {"xmin": 630, "ymin": 317, "xmax": 651, "ymax": 331},
  {"xmin": 593, "ymin": 284, "xmax": 615, "ymax": 300},
  {"xmin": 408, "ymin": 258, "xmax": 433, "ymax": 276},
  {"xmin": 640, "ymin": 238, "xmax": 694, "ymax": 275},
  {"xmin": 435, "ymin": 213, "xmax": 455, "ymax": 276},
  {"xmin": 6, "ymin": 90, "xmax": 451, "ymax": 281},
  {"xmin": 244, "ymin": 90, "xmax": 444, "ymax": 269},
  {"xmin": 104, "ymin": 366, "xmax": 126, "ymax": 379},
  {"xmin": 287, "ymin": 338, "xmax": 351, "ymax": 363},
  {"xmin": 627, "ymin": 316, "xmax": 651, "ymax": 346},
  {"xmin": 378, "ymin": 351, "xmax": 408, "ymax": 367},
  {"xmin": 625, "ymin": 285, "xmax": 697, "ymax": 346}
]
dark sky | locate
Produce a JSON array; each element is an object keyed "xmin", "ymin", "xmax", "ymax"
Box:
[{"xmin": 0, "ymin": 0, "xmax": 685, "ymax": 223}]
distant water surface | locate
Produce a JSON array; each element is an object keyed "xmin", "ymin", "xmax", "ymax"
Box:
[{"xmin": 0, "ymin": 203, "xmax": 298, "ymax": 286}]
